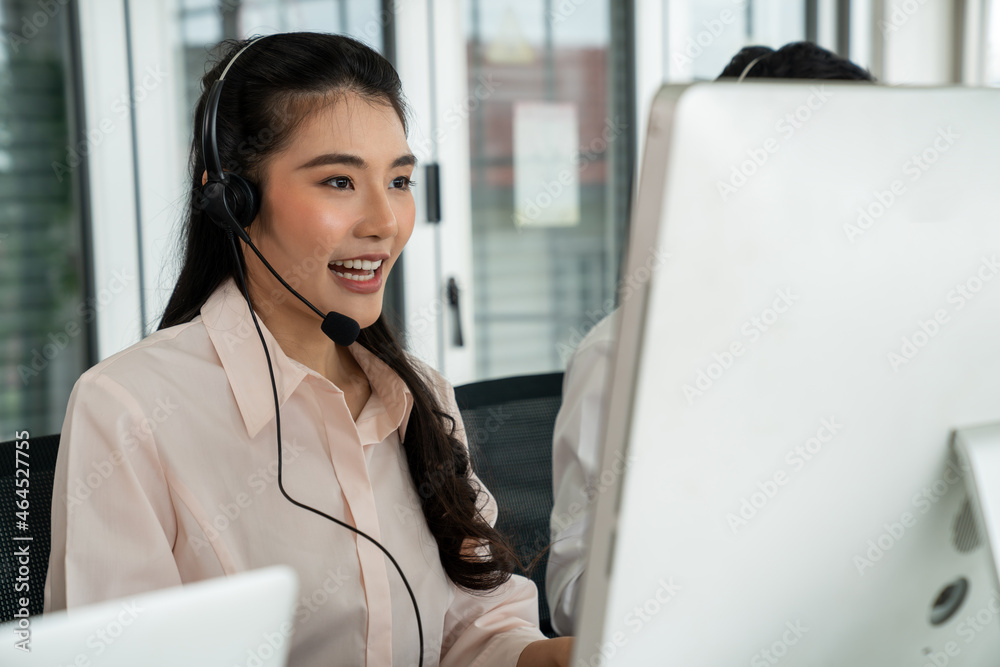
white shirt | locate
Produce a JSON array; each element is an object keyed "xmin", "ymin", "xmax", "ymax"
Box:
[
  {"xmin": 545, "ymin": 310, "xmax": 619, "ymax": 636},
  {"xmin": 44, "ymin": 277, "xmax": 544, "ymax": 666}
]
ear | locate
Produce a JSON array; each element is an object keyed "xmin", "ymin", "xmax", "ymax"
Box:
[{"xmin": 201, "ymin": 170, "xmax": 208, "ymax": 186}]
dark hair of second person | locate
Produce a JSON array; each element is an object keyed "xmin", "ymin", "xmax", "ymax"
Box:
[{"xmin": 717, "ymin": 41, "xmax": 875, "ymax": 81}]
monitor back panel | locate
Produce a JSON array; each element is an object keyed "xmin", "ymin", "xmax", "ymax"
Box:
[{"xmin": 575, "ymin": 83, "xmax": 1000, "ymax": 666}]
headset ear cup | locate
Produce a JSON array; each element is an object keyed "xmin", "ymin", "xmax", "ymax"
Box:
[
  {"xmin": 199, "ymin": 181, "xmax": 234, "ymax": 231},
  {"xmin": 224, "ymin": 174, "xmax": 261, "ymax": 230}
]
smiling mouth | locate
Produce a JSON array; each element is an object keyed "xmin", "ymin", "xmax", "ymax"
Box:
[{"xmin": 329, "ymin": 258, "xmax": 383, "ymax": 281}]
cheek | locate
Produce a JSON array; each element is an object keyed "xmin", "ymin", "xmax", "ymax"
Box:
[
  {"xmin": 261, "ymin": 187, "xmax": 316, "ymax": 246},
  {"xmin": 276, "ymin": 196, "xmax": 352, "ymax": 255},
  {"xmin": 395, "ymin": 199, "xmax": 416, "ymax": 249}
]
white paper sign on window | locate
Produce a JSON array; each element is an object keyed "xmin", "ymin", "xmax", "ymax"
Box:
[{"xmin": 513, "ymin": 102, "xmax": 580, "ymax": 228}]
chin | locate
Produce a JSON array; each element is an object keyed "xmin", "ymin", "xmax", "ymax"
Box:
[
  {"xmin": 356, "ymin": 315, "xmax": 382, "ymax": 330},
  {"xmin": 343, "ymin": 304, "xmax": 383, "ymax": 331}
]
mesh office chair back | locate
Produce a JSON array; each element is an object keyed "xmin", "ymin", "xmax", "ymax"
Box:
[{"xmin": 454, "ymin": 372, "xmax": 563, "ymax": 637}]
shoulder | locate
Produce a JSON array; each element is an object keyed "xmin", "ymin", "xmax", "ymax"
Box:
[
  {"xmin": 569, "ymin": 309, "xmax": 620, "ymax": 368},
  {"xmin": 558, "ymin": 309, "xmax": 620, "ymax": 409},
  {"xmin": 73, "ymin": 318, "xmax": 219, "ymax": 402},
  {"xmin": 60, "ymin": 320, "xmax": 220, "ymax": 462},
  {"xmin": 407, "ymin": 354, "xmax": 457, "ymax": 408}
]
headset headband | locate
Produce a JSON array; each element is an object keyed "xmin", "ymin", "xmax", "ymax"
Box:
[
  {"xmin": 201, "ymin": 36, "xmax": 270, "ymax": 182},
  {"xmin": 737, "ymin": 54, "xmax": 768, "ymax": 82}
]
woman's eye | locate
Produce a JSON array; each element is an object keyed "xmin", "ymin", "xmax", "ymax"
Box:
[
  {"xmin": 391, "ymin": 176, "xmax": 415, "ymax": 190},
  {"xmin": 324, "ymin": 176, "xmax": 353, "ymax": 190}
]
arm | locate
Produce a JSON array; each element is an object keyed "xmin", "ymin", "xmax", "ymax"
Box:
[
  {"xmin": 45, "ymin": 371, "xmax": 181, "ymax": 611},
  {"xmin": 546, "ymin": 313, "xmax": 618, "ymax": 636},
  {"xmin": 517, "ymin": 637, "xmax": 574, "ymax": 667}
]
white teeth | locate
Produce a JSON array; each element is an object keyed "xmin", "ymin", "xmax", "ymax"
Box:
[
  {"xmin": 330, "ymin": 258, "xmax": 383, "ymax": 269},
  {"xmin": 330, "ymin": 269, "xmax": 376, "ymax": 281}
]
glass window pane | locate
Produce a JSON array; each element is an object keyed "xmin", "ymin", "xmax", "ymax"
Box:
[
  {"xmin": 177, "ymin": 0, "xmax": 385, "ymax": 136},
  {"xmin": 664, "ymin": 0, "xmax": 806, "ymax": 81},
  {"xmin": 1, "ymin": 0, "xmax": 88, "ymax": 436},
  {"xmin": 465, "ymin": 0, "xmax": 629, "ymax": 379},
  {"xmin": 988, "ymin": 0, "xmax": 1000, "ymax": 84}
]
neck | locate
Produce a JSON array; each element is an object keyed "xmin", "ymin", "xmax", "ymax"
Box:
[{"xmin": 247, "ymin": 274, "xmax": 355, "ymax": 387}]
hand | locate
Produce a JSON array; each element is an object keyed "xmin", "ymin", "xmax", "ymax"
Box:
[{"xmin": 516, "ymin": 637, "xmax": 574, "ymax": 667}]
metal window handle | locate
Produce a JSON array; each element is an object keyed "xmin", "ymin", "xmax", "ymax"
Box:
[{"xmin": 447, "ymin": 277, "xmax": 464, "ymax": 347}]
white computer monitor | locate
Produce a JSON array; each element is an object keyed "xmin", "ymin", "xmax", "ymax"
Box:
[
  {"xmin": 573, "ymin": 82, "xmax": 1000, "ymax": 665},
  {"xmin": 1, "ymin": 565, "xmax": 298, "ymax": 666}
]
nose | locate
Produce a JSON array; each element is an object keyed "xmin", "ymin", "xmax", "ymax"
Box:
[{"xmin": 355, "ymin": 186, "xmax": 397, "ymax": 240}]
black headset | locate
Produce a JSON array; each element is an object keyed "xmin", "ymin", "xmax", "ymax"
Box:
[
  {"xmin": 198, "ymin": 36, "xmax": 360, "ymax": 345},
  {"xmin": 198, "ymin": 39, "xmax": 261, "ymax": 244},
  {"xmin": 197, "ymin": 35, "xmax": 424, "ymax": 665}
]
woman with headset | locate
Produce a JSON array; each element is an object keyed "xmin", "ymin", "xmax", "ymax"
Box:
[{"xmin": 45, "ymin": 32, "xmax": 572, "ymax": 667}]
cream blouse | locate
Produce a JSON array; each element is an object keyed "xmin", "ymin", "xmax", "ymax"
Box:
[{"xmin": 44, "ymin": 277, "xmax": 544, "ymax": 666}]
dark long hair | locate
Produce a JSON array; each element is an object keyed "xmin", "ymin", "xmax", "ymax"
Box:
[{"xmin": 159, "ymin": 32, "xmax": 515, "ymax": 591}]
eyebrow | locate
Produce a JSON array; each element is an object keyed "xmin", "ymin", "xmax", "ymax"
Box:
[{"xmin": 297, "ymin": 152, "xmax": 418, "ymax": 170}]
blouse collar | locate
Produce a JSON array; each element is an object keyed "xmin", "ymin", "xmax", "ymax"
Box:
[{"xmin": 199, "ymin": 277, "xmax": 413, "ymax": 441}]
